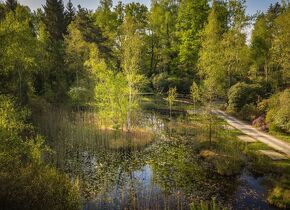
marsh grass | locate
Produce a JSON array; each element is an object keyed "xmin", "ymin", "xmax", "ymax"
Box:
[{"xmin": 30, "ymin": 100, "xmax": 278, "ymax": 209}]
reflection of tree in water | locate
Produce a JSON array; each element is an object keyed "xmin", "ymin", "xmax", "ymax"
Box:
[
  {"xmin": 43, "ymin": 109, "xmax": 242, "ymax": 209},
  {"xmin": 59, "ymin": 136, "xmax": 147, "ymax": 203},
  {"xmin": 148, "ymin": 134, "xmax": 238, "ymax": 207}
]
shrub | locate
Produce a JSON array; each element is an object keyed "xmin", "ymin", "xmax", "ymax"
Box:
[
  {"xmin": 266, "ymin": 89, "xmax": 290, "ymax": 133},
  {"xmin": 227, "ymin": 82, "xmax": 263, "ymax": 113},
  {"xmin": 239, "ymin": 103, "xmax": 259, "ymax": 121},
  {"xmin": 0, "ymin": 95, "xmax": 81, "ymax": 210},
  {"xmin": 0, "ymin": 164, "xmax": 80, "ymax": 210}
]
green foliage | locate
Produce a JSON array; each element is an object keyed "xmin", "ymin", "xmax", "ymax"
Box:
[
  {"xmin": 0, "ymin": 6, "xmax": 38, "ymax": 102},
  {"xmin": 239, "ymin": 103, "xmax": 259, "ymax": 121},
  {"xmin": 227, "ymin": 82, "xmax": 263, "ymax": 113},
  {"xmin": 270, "ymin": 9, "xmax": 290, "ymax": 87},
  {"xmin": 0, "ymin": 95, "xmax": 80, "ymax": 210},
  {"xmin": 190, "ymin": 198, "xmax": 226, "ymax": 210},
  {"xmin": 167, "ymin": 87, "xmax": 177, "ymax": 107},
  {"xmin": 268, "ymin": 181, "xmax": 290, "ymax": 209},
  {"xmin": 148, "ymin": 0, "xmax": 178, "ymax": 74},
  {"xmin": 198, "ymin": 2, "xmax": 226, "ymax": 97},
  {"xmin": 152, "ymin": 72, "xmax": 192, "ymax": 93},
  {"xmin": 121, "ymin": 16, "xmax": 145, "ymax": 130},
  {"xmin": 0, "ymin": 164, "xmax": 80, "ymax": 210},
  {"xmin": 191, "ymin": 81, "xmax": 200, "ymax": 103},
  {"xmin": 43, "ymin": 0, "xmax": 66, "ymax": 41},
  {"xmin": 167, "ymin": 87, "xmax": 177, "ymax": 118},
  {"xmin": 176, "ymin": 0, "xmax": 209, "ymax": 75},
  {"xmin": 266, "ymin": 89, "xmax": 290, "ymax": 133},
  {"xmin": 250, "ymin": 14, "xmax": 271, "ymax": 82}
]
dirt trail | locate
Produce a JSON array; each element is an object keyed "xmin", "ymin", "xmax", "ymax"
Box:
[{"xmin": 213, "ymin": 110, "xmax": 290, "ymax": 158}]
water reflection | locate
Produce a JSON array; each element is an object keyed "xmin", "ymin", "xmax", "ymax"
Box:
[{"xmin": 34, "ymin": 108, "xmax": 277, "ymax": 210}]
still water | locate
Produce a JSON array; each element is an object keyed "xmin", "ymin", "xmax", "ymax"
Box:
[{"xmin": 35, "ymin": 108, "xmax": 277, "ymax": 210}]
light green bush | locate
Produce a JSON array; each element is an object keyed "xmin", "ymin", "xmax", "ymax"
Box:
[{"xmin": 266, "ymin": 89, "xmax": 290, "ymax": 133}]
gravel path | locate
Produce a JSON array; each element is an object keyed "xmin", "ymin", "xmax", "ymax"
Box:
[{"xmin": 213, "ymin": 110, "xmax": 290, "ymax": 158}]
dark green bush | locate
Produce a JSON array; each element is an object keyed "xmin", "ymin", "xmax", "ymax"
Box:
[
  {"xmin": 239, "ymin": 103, "xmax": 259, "ymax": 121},
  {"xmin": 227, "ymin": 82, "xmax": 263, "ymax": 113},
  {"xmin": 0, "ymin": 164, "xmax": 80, "ymax": 210}
]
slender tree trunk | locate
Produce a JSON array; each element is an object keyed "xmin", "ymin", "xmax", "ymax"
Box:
[
  {"xmin": 18, "ymin": 68, "xmax": 22, "ymax": 104},
  {"xmin": 265, "ymin": 63, "xmax": 268, "ymax": 82},
  {"xmin": 209, "ymin": 116, "xmax": 212, "ymax": 145},
  {"xmin": 76, "ymin": 70, "xmax": 80, "ymax": 112},
  {"xmin": 127, "ymin": 83, "xmax": 132, "ymax": 132},
  {"xmin": 170, "ymin": 103, "xmax": 172, "ymax": 119},
  {"xmin": 150, "ymin": 33, "xmax": 155, "ymax": 76}
]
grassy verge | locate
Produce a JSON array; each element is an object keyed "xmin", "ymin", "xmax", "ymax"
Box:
[
  {"xmin": 269, "ymin": 131, "xmax": 290, "ymax": 144},
  {"xmin": 141, "ymin": 95, "xmax": 196, "ymax": 112}
]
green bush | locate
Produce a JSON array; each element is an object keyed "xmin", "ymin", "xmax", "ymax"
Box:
[
  {"xmin": 0, "ymin": 164, "xmax": 80, "ymax": 210},
  {"xmin": 239, "ymin": 103, "xmax": 259, "ymax": 121},
  {"xmin": 0, "ymin": 95, "xmax": 80, "ymax": 210},
  {"xmin": 266, "ymin": 89, "xmax": 290, "ymax": 133},
  {"xmin": 227, "ymin": 82, "xmax": 263, "ymax": 113}
]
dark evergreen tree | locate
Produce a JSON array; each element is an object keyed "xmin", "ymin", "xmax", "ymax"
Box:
[
  {"xmin": 43, "ymin": 0, "xmax": 65, "ymax": 41},
  {"xmin": 65, "ymin": 0, "xmax": 75, "ymax": 28},
  {"xmin": 41, "ymin": 0, "xmax": 68, "ymax": 102},
  {"xmin": 5, "ymin": 0, "xmax": 17, "ymax": 12}
]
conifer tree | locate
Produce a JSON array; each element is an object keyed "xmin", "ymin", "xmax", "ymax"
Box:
[
  {"xmin": 65, "ymin": 0, "xmax": 75, "ymax": 28},
  {"xmin": 43, "ymin": 0, "xmax": 65, "ymax": 41},
  {"xmin": 5, "ymin": 0, "xmax": 17, "ymax": 12}
]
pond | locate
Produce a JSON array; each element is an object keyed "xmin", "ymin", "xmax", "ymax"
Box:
[{"xmin": 33, "ymin": 104, "xmax": 278, "ymax": 210}]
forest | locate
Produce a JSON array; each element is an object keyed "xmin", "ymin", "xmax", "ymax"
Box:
[{"xmin": 0, "ymin": 0, "xmax": 290, "ymax": 209}]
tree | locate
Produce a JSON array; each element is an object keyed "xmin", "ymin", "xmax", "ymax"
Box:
[
  {"xmin": 5, "ymin": 0, "xmax": 17, "ymax": 12},
  {"xmin": 270, "ymin": 9, "xmax": 290, "ymax": 87},
  {"xmin": 266, "ymin": 89, "xmax": 290, "ymax": 133},
  {"xmin": 148, "ymin": 0, "xmax": 178, "ymax": 74},
  {"xmin": 42, "ymin": 0, "xmax": 68, "ymax": 102},
  {"xmin": 190, "ymin": 81, "xmax": 200, "ymax": 114},
  {"xmin": 198, "ymin": 1, "xmax": 226, "ymax": 97},
  {"xmin": 65, "ymin": 18, "xmax": 93, "ymax": 107},
  {"xmin": 95, "ymin": 0, "xmax": 118, "ymax": 43},
  {"xmin": 64, "ymin": 0, "xmax": 75, "ymax": 28},
  {"xmin": 43, "ymin": 0, "xmax": 65, "ymax": 41},
  {"xmin": 124, "ymin": 2, "xmax": 148, "ymax": 30},
  {"xmin": 250, "ymin": 13, "xmax": 271, "ymax": 82},
  {"xmin": 0, "ymin": 6, "xmax": 37, "ymax": 103},
  {"xmin": 167, "ymin": 87, "xmax": 177, "ymax": 119},
  {"xmin": 121, "ymin": 16, "xmax": 145, "ymax": 131},
  {"xmin": 85, "ymin": 44, "xmax": 128, "ymax": 129},
  {"xmin": 220, "ymin": 0, "xmax": 250, "ymax": 89},
  {"xmin": 176, "ymin": 0, "xmax": 209, "ymax": 76}
]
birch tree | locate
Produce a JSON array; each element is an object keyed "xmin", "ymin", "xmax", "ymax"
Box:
[{"xmin": 121, "ymin": 16, "xmax": 145, "ymax": 131}]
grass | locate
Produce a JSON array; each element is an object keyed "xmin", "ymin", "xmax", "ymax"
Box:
[
  {"xmin": 141, "ymin": 95, "xmax": 197, "ymax": 112},
  {"xmin": 241, "ymin": 139, "xmax": 290, "ymax": 209},
  {"xmin": 269, "ymin": 130, "xmax": 290, "ymax": 144}
]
